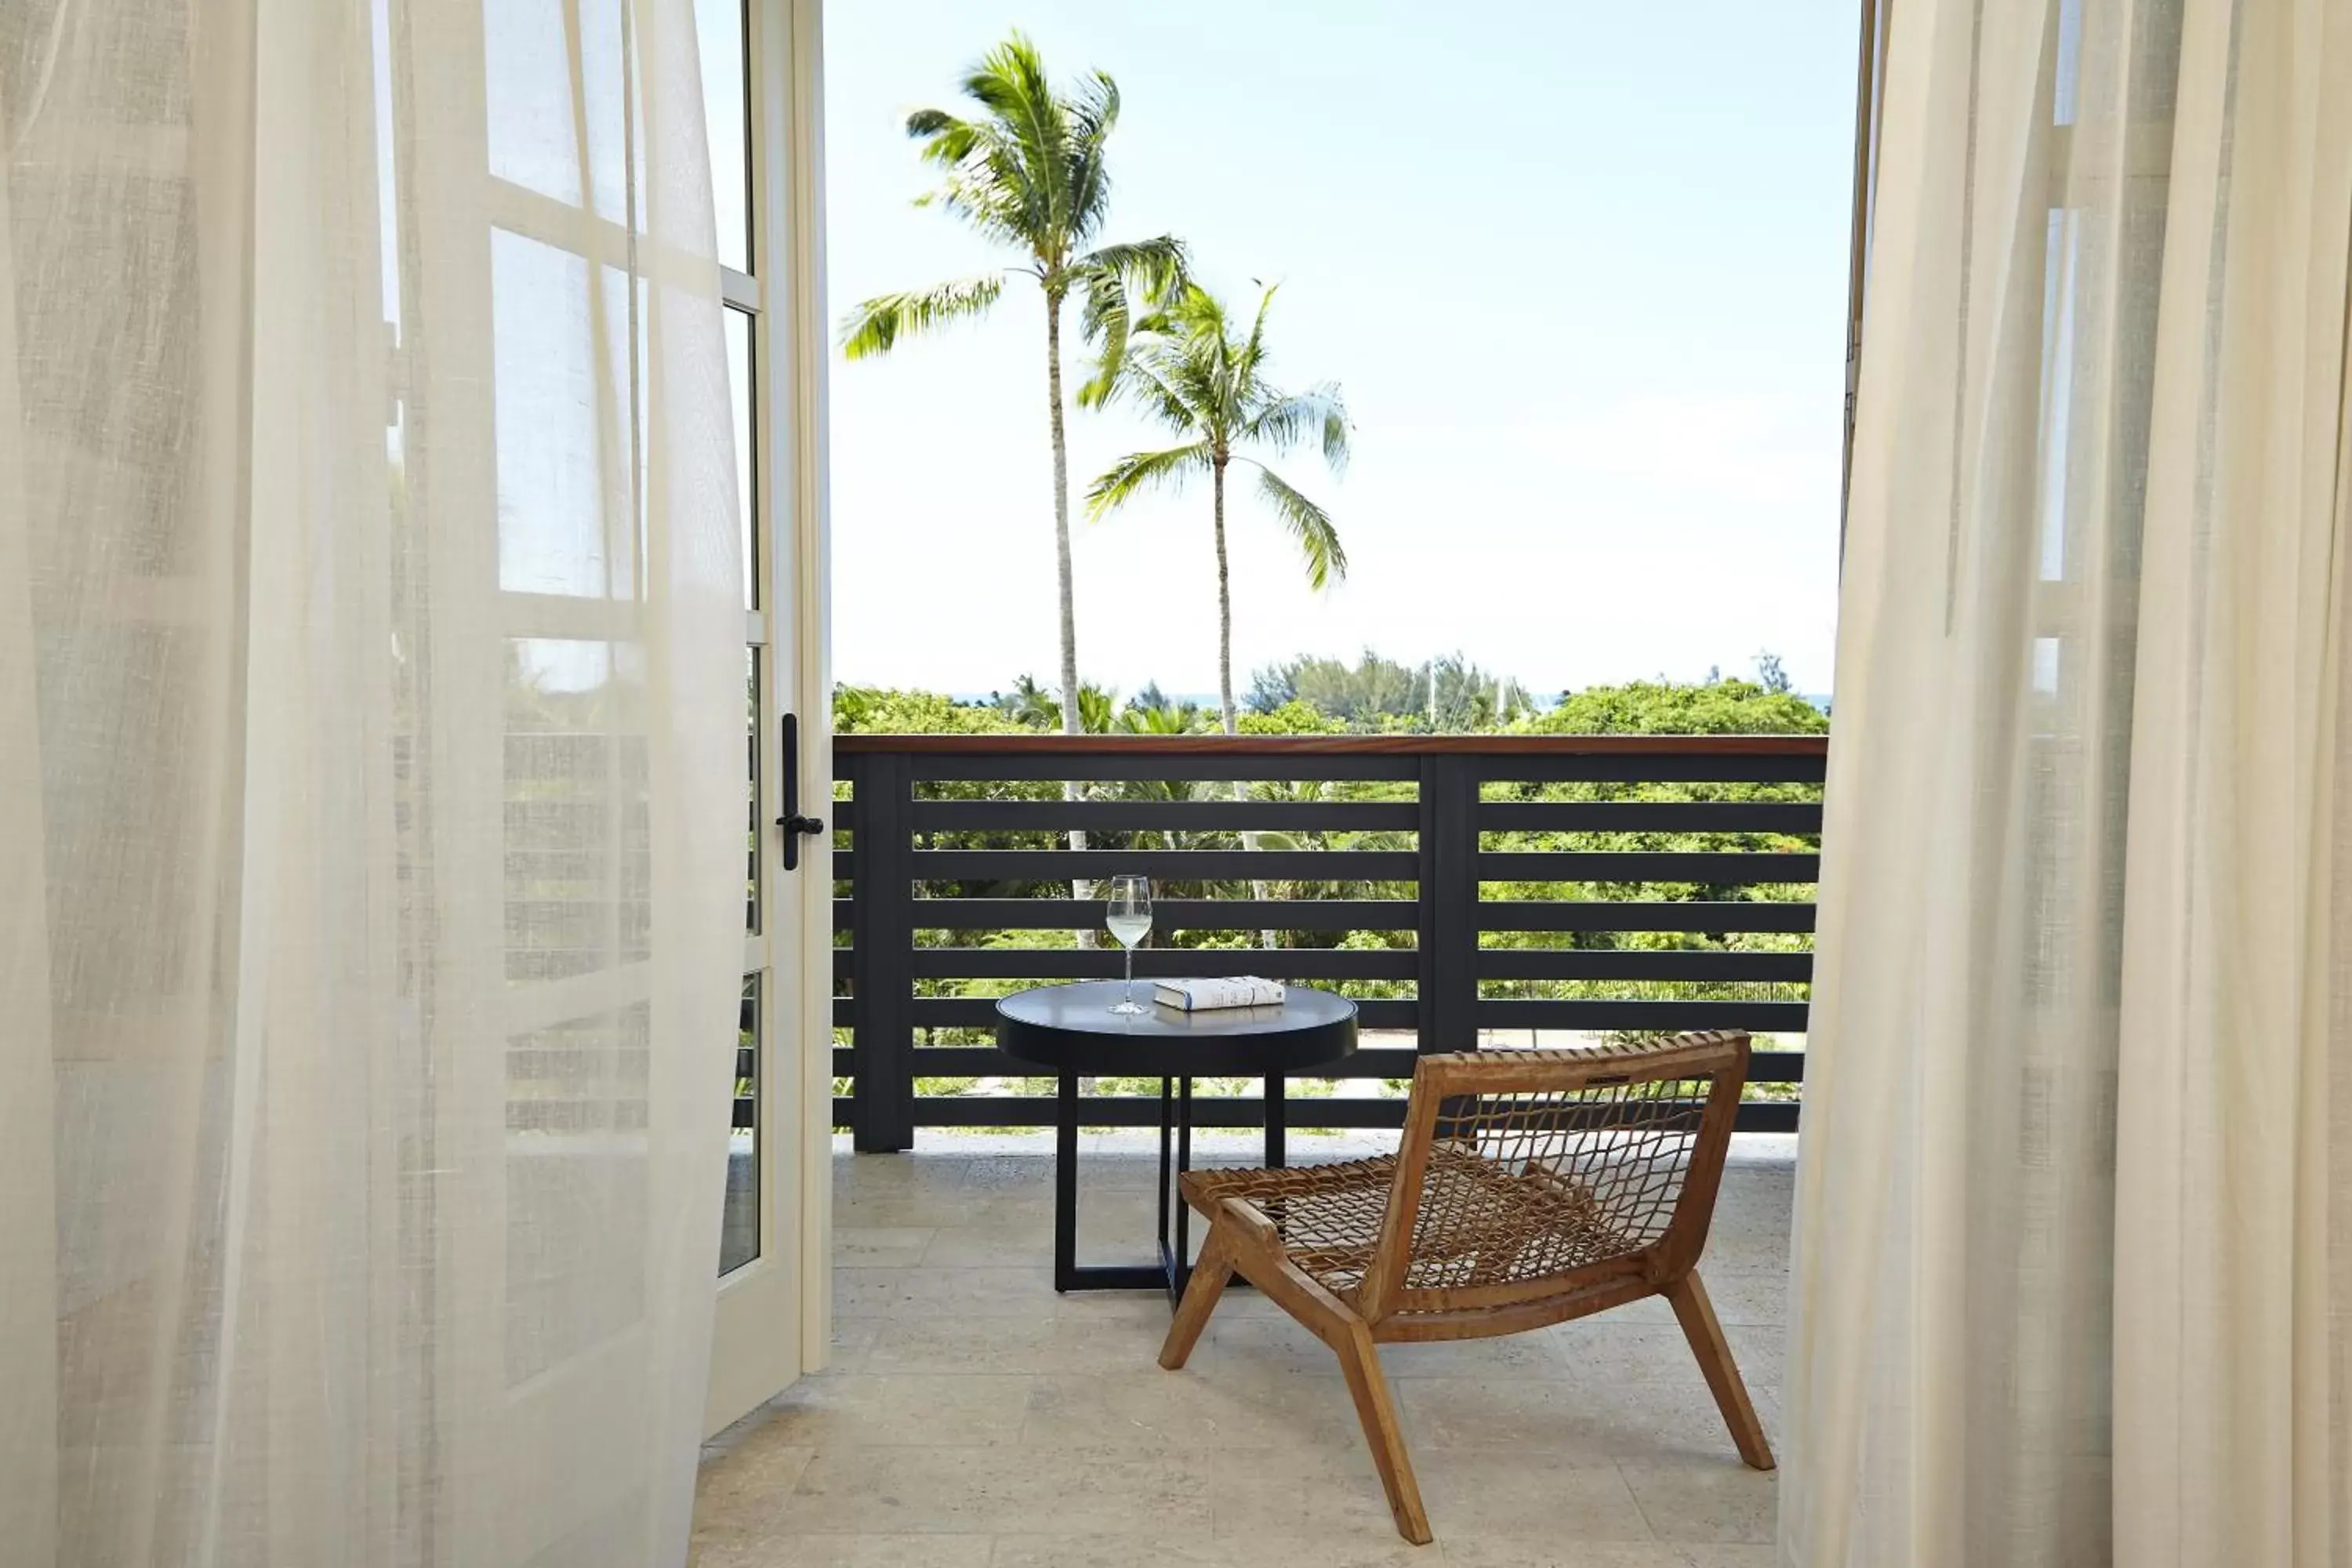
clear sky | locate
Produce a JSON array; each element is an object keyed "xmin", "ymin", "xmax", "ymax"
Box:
[{"xmin": 822, "ymin": 0, "xmax": 1857, "ymax": 702}]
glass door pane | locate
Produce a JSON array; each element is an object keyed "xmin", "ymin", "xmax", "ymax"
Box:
[
  {"xmin": 720, "ymin": 974, "xmax": 760, "ymax": 1275},
  {"xmin": 728, "ymin": 305, "xmax": 755, "ymax": 608},
  {"xmin": 696, "ymin": 0, "xmax": 750, "ymax": 270}
]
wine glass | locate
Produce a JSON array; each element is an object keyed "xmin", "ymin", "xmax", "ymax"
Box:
[{"xmin": 1104, "ymin": 875, "xmax": 1152, "ymax": 1014}]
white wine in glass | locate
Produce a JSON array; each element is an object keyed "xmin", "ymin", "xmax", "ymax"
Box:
[{"xmin": 1105, "ymin": 875, "xmax": 1152, "ymax": 1014}]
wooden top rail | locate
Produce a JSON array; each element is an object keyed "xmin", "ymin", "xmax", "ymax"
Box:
[{"xmin": 835, "ymin": 733, "xmax": 1830, "ymax": 757}]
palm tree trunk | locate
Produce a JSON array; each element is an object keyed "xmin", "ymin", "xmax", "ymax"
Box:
[
  {"xmin": 1214, "ymin": 459, "xmax": 1273, "ymax": 949},
  {"xmin": 1046, "ymin": 292, "xmax": 1082, "ymax": 738},
  {"xmin": 1214, "ymin": 459, "xmax": 1236, "ymax": 735},
  {"xmin": 1045, "ymin": 289, "xmax": 1092, "ymax": 935}
]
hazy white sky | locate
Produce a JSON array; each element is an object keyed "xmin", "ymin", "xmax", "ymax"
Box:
[{"xmin": 822, "ymin": 0, "xmax": 1857, "ymax": 700}]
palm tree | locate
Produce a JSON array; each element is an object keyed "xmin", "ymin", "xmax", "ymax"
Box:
[
  {"xmin": 1083, "ymin": 283, "xmax": 1350, "ymax": 733},
  {"xmin": 841, "ymin": 33, "xmax": 1186, "ymax": 736}
]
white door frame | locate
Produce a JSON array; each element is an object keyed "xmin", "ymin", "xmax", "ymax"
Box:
[{"xmin": 705, "ymin": 0, "xmax": 833, "ymax": 1437}]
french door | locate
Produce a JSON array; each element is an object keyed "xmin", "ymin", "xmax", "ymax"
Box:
[
  {"xmin": 394, "ymin": 0, "xmax": 831, "ymax": 1522},
  {"xmin": 706, "ymin": 0, "xmax": 833, "ymax": 1436}
]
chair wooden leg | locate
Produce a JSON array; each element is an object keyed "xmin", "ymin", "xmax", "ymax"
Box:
[
  {"xmin": 1665, "ymin": 1269, "xmax": 1774, "ymax": 1470},
  {"xmin": 1334, "ymin": 1322, "xmax": 1432, "ymax": 1544},
  {"xmin": 1157, "ymin": 1225, "xmax": 1233, "ymax": 1370}
]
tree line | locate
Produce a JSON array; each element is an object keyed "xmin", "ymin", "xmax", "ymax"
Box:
[{"xmin": 835, "ymin": 650, "xmax": 1824, "ymax": 739}]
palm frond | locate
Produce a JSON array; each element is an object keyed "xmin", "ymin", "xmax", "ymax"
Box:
[
  {"xmin": 1071, "ymin": 234, "xmax": 1191, "ymax": 406},
  {"xmin": 905, "ymin": 113, "xmax": 1036, "ymax": 249},
  {"xmin": 1084, "ymin": 441, "xmax": 1215, "ymax": 519},
  {"xmin": 959, "ymin": 33, "xmax": 1071, "ymax": 251},
  {"xmin": 1241, "ymin": 383, "xmax": 1350, "ymax": 474},
  {"xmin": 906, "ymin": 107, "xmax": 978, "ymax": 161},
  {"xmin": 1065, "ymin": 70, "xmax": 1121, "ymax": 238},
  {"xmin": 1082, "ymin": 235, "xmax": 1188, "ymax": 306},
  {"xmin": 1160, "ymin": 285, "xmax": 1240, "ymax": 426},
  {"xmin": 1073, "ymin": 270, "xmax": 1133, "ymax": 408},
  {"xmin": 895, "ymin": 34, "xmax": 1163, "ymax": 305},
  {"xmin": 1090, "ymin": 346, "xmax": 1200, "ymax": 429},
  {"xmin": 1241, "ymin": 282, "xmax": 1278, "ymax": 381},
  {"xmin": 840, "ymin": 274, "xmax": 1004, "ymax": 358},
  {"xmin": 1090, "ymin": 283, "xmax": 1236, "ymax": 434},
  {"xmin": 1244, "ymin": 461, "xmax": 1348, "ymax": 588}
]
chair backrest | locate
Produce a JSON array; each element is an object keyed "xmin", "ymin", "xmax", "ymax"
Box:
[{"xmin": 1357, "ymin": 1031, "xmax": 1750, "ymax": 1322}]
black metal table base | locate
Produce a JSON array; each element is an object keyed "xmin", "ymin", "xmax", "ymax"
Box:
[{"xmin": 1052, "ymin": 1072, "xmax": 1287, "ymax": 1301}]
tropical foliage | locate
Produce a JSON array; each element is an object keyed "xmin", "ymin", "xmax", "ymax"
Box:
[{"xmin": 1247, "ymin": 650, "xmax": 1537, "ymax": 731}]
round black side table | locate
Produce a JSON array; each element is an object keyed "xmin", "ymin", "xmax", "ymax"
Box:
[{"xmin": 995, "ymin": 981, "xmax": 1359, "ymax": 1300}]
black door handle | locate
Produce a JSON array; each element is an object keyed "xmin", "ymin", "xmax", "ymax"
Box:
[{"xmin": 775, "ymin": 712, "xmax": 826, "ymax": 871}]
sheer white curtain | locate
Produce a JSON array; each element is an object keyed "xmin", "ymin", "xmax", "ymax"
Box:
[
  {"xmin": 0, "ymin": 0, "xmax": 742, "ymax": 1563},
  {"xmin": 1786, "ymin": 0, "xmax": 2352, "ymax": 1562}
]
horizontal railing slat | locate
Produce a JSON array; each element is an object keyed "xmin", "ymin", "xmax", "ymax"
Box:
[
  {"xmin": 905, "ymin": 1095, "xmax": 1415, "ymax": 1128},
  {"xmin": 908, "ymin": 898, "xmax": 1422, "ymax": 931},
  {"xmin": 1475, "ymin": 999, "xmax": 1813, "ymax": 1031},
  {"xmin": 914, "ymin": 799, "xmax": 1420, "ymax": 832},
  {"xmin": 1477, "ymin": 851, "xmax": 1819, "ymax": 884},
  {"xmin": 837, "ymin": 1095, "xmax": 1801, "ymax": 1133},
  {"xmin": 904, "ymin": 946, "xmax": 1419, "ymax": 982},
  {"xmin": 1477, "ymin": 755, "xmax": 1828, "ymax": 784},
  {"xmin": 840, "ymin": 945, "xmax": 1818, "ymax": 982},
  {"xmin": 841, "ymin": 1045, "xmax": 1429, "ymax": 1079},
  {"xmin": 907, "ymin": 754, "xmax": 1422, "ymax": 782},
  {"xmin": 906, "ymin": 996, "xmax": 1419, "ymax": 1031},
  {"xmin": 914, "ymin": 848, "xmax": 1420, "ymax": 882},
  {"xmin": 1475, "ymin": 949, "xmax": 1812, "ymax": 982},
  {"xmin": 897, "ymin": 753, "xmax": 1824, "ymax": 783},
  {"xmin": 839, "ymin": 734, "xmax": 1828, "ymax": 757},
  {"xmin": 1479, "ymin": 800, "xmax": 1822, "ymax": 833},
  {"xmin": 1481, "ymin": 901, "xmax": 1817, "ymax": 934},
  {"xmin": 837, "ymin": 1045, "xmax": 1803, "ymax": 1083}
]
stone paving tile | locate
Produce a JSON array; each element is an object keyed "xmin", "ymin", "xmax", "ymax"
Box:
[{"xmin": 698, "ymin": 1147, "xmax": 1795, "ymax": 1559}]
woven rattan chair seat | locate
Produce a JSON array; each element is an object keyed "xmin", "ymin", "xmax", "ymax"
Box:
[{"xmin": 1181, "ymin": 1143, "xmax": 1642, "ymax": 1302}]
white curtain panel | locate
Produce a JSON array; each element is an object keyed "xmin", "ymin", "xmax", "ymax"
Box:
[
  {"xmin": 1786, "ymin": 0, "xmax": 2352, "ymax": 1563},
  {"xmin": 0, "ymin": 0, "xmax": 743, "ymax": 1563}
]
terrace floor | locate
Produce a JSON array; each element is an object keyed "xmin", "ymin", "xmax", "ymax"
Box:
[{"xmin": 691, "ymin": 1132, "xmax": 1795, "ymax": 1568}]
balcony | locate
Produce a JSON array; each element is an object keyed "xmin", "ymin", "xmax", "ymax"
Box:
[
  {"xmin": 695, "ymin": 1140, "xmax": 1793, "ymax": 1560},
  {"xmin": 692, "ymin": 728, "xmax": 1815, "ymax": 1559}
]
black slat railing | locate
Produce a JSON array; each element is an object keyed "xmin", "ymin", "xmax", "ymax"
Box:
[{"xmin": 833, "ymin": 733, "xmax": 1825, "ymax": 1149}]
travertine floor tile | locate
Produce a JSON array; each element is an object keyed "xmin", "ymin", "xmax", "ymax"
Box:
[
  {"xmin": 754, "ymin": 1374, "xmax": 1033, "ymax": 1447},
  {"xmin": 1619, "ymin": 1460, "xmax": 1779, "ymax": 1544},
  {"xmin": 833, "ymin": 1265, "xmax": 1060, "ymax": 1319},
  {"xmin": 1022, "ymin": 1367, "xmax": 1360, "ymax": 1451},
  {"xmin": 864, "ymin": 1313, "xmax": 1167, "ymax": 1375},
  {"xmin": 691, "ymin": 1436, "xmax": 815, "ymax": 1536},
  {"xmin": 1439, "ymin": 1541, "xmax": 1689, "ymax": 1568},
  {"xmin": 1550, "ymin": 1322, "xmax": 1782, "ymax": 1388},
  {"xmin": 1392, "ymin": 1377, "xmax": 1659, "ymax": 1463},
  {"xmin": 831, "ymin": 1227, "xmax": 938, "ymax": 1267},
  {"xmin": 696, "ymin": 1146, "xmax": 1796, "ymax": 1559},
  {"xmin": 991, "ymin": 1532, "xmax": 1428, "ymax": 1566},
  {"xmin": 779, "ymin": 1446, "xmax": 1213, "ymax": 1535},
  {"xmin": 1412, "ymin": 1450, "xmax": 1657, "ymax": 1539},
  {"xmin": 693, "ymin": 1533, "xmax": 992, "ymax": 1566},
  {"xmin": 1673, "ymin": 1547, "xmax": 1781, "ymax": 1568}
]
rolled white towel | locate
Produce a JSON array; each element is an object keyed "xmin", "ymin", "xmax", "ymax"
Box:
[{"xmin": 1152, "ymin": 976, "xmax": 1287, "ymax": 1011}]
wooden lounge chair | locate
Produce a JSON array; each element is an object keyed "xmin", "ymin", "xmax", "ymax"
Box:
[{"xmin": 1156, "ymin": 1029, "xmax": 1774, "ymax": 1544}]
